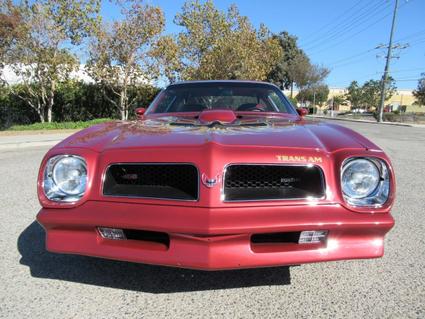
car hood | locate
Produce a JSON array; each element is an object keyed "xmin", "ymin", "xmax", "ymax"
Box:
[{"xmin": 55, "ymin": 115, "xmax": 381, "ymax": 153}]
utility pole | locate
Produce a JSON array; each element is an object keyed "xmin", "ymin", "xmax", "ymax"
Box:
[{"xmin": 377, "ymin": 0, "xmax": 399, "ymax": 122}]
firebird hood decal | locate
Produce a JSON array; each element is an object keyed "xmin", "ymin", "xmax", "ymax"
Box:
[{"xmin": 56, "ymin": 117, "xmax": 381, "ymax": 153}]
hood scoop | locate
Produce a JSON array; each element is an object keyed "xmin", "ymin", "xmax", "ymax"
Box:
[{"xmin": 198, "ymin": 109, "xmax": 237, "ymax": 125}]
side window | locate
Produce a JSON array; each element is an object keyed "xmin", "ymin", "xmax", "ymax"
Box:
[
  {"xmin": 268, "ymin": 91, "xmax": 287, "ymax": 112},
  {"xmin": 154, "ymin": 92, "xmax": 177, "ymax": 113}
]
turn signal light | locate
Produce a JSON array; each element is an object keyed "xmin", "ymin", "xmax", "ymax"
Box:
[{"xmin": 98, "ymin": 227, "xmax": 126, "ymax": 240}]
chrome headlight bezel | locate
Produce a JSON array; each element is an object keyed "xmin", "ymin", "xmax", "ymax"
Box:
[
  {"xmin": 43, "ymin": 155, "xmax": 88, "ymax": 202},
  {"xmin": 341, "ymin": 157, "xmax": 390, "ymax": 208}
]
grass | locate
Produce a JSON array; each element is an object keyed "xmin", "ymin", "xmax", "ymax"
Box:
[{"xmin": 6, "ymin": 118, "xmax": 113, "ymax": 131}]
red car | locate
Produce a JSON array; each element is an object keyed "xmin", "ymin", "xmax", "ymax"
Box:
[{"xmin": 37, "ymin": 81, "xmax": 395, "ymax": 270}]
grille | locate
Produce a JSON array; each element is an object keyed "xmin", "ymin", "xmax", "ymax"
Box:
[
  {"xmin": 224, "ymin": 164, "xmax": 325, "ymax": 201},
  {"xmin": 103, "ymin": 164, "xmax": 198, "ymax": 200}
]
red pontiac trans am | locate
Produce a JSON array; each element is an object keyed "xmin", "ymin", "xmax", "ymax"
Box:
[{"xmin": 36, "ymin": 80, "xmax": 395, "ymax": 270}]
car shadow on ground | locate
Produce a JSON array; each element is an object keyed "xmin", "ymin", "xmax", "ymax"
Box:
[{"xmin": 18, "ymin": 221, "xmax": 291, "ymax": 293}]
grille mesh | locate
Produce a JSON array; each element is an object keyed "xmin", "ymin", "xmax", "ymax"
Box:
[
  {"xmin": 224, "ymin": 165, "xmax": 325, "ymax": 201},
  {"xmin": 103, "ymin": 164, "xmax": 198, "ymax": 200}
]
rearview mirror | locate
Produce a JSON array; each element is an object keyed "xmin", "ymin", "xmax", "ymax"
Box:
[
  {"xmin": 297, "ymin": 108, "xmax": 308, "ymax": 117},
  {"xmin": 135, "ymin": 107, "xmax": 146, "ymax": 119}
]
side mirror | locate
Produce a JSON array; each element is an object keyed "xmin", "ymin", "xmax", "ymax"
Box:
[
  {"xmin": 297, "ymin": 108, "xmax": 308, "ymax": 117},
  {"xmin": 135, "ymin": 107, "xmax": 146, "ymax": 119}
]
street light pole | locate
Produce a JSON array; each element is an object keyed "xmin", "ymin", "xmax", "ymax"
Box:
[{"xmin": 377, "ymin": 0, "xmax": 399, "ymax": 122}]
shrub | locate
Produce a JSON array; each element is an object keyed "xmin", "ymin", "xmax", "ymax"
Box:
[{"xmin": 0, "ymin": 81, "xmax": 160, "ymax": 129}]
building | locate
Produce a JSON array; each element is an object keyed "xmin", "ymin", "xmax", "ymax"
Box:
[{"xmin": 284, "ymin": 87, "xmax": 423, "ymax": 113}]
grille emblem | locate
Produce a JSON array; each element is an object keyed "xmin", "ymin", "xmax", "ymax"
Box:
[
  {"xmin": 280, "ymin": 177, "xmax": 300, "ymax": 186},
  {"xmin": 202, "ymin": 173, "xmax": 221, "ymax": 188}
]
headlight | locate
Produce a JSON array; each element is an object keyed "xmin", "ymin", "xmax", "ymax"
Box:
[
  {"xmin": 341, "ymin": 157, "xmax": 390, "ymax": 207},
  {"xmin": 43, "ymin": 155, "xmax": 87, "ymax": 202}
]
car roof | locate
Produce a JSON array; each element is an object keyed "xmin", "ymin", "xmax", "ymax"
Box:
[{"xmin": 167, "ymin": 80, "xmax": 279, "ymax": 88}]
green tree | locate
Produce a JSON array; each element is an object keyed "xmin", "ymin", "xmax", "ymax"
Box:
[
  {"xmin": 346, "ymin": 81, "xmax": 362, "ymax": 110},
  {"xmin": 267, "ymin": 31, "xmax": 329, "ymax": 98},
  {"xmin": 288, "ymin": 56, "xmax": 329, "ymax": 97},
  {"xmin": 413, "ymin": 73, "xmax": 425, "ymax": 105},
  {"xmin": 332, "ymin": 94, "xmax": 346, "ymax": 109},
  {"xmin": 286, "ymin": 53, "xmax": 310, "ymax": 93},
  {"xmin": 346, "ymin": 79, "xmax": 396, "ymax": 112},
  {"xmin": 86, "ymin": 0, "xmax": 164, "ymax": 120},
  {"xmin": 297, "ymin": 84, "xmax": 329, "ymax": 106},
  {"xmin": 361, "ymin": 78, "xmax": 396, "ymax": 110},
  {"xmin": 267, "ymin": 32, "xmax": 302, "ymax": 90},
  {"xmin": 156, "ymin": 0, "xmax": 282, "ymax": 82},
  {"xmin": 1, "ymin": 0, "xmax": 100, "ymax": 122}
]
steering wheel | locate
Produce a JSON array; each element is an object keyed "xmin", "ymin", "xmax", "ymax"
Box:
[
  {"xmin": 249, "ymin": 104, "xmax": 267, "ymax": 112},
  {"xmin": 237, "ymin": 103, "xmax": 267, "ymax": 112}
]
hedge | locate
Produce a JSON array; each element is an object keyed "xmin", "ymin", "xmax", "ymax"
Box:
[{"xmin": 0, "ymin": 81, "xmax": 160, "ymax": 130}]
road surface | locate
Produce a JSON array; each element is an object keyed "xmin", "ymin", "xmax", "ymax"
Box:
[{"xmin": 1, "ymin": 120, "xmax": 424, "ymax": 318}]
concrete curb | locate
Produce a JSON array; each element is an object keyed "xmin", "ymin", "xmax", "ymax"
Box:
[
  {"xmin": 306, "ymin": 115, "xmax": 425, "ymax": 128},
  {"xmin": 0, "ymin": 139, "xmax": 60, "ymax": 150}
]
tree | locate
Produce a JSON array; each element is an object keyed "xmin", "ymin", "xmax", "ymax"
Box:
[
  {"xmin": 307, "ymin": 64, "xmax": 330, "ymax": 87},
  {"xmin": 346, "ymin": 81, "xmax": 362, "ymax": 110},
  {"xmin": 153, "ymin": 35, "xmax": 181, "ymax": 84},
  {"xmin": 361, "ymin": 78, "xmax": 396, "ymax": 110},
  {"xmin": 267, "ymin": 31, "xmax": 329, "ymax": 98},
  {"xmin": 86, "ymin": 0, "xmax": 164, "ymax": 120},
  {"xmin": 345, "ymin": 79, "xmax": 396, "ymax": 112},
  {"xmin": 286, "ymin": 53, "xmax": 310, "ymax": 92},
  {"xmin": 156, "ymin": 0, "xmax": 282, "ymax": 83},
  {"xmin": 2, "ymin": 0, "xmax": 100, "ymax": 122},
  {"xmin": 296, "ymin": 84, "xmax": 329, "ymax": 106},
  {"xmin": 287, "ymin": 55, "xmax": 329, "ymax": 96},
  {"xmin": 413, "ymin": 73, "xmax": 425, "ymax": 105},
  {"xmin": 267, "ymin": 31, "xmax": 302, "ymax": 90},
  {"xmin": 0, "ymin": 0, "xmax": 24, "ymax": 86},
  {"xmin": 332, "ymin": 95, "xmax": 346, "ymax": 110}
]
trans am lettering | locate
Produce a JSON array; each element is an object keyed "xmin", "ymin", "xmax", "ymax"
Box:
[{"xmin": 276, "ymin": 155, "xmax": 323, "ymax": 163}]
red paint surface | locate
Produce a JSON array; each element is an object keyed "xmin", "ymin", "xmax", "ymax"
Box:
[
  {"xmin": 198, "ymin": 109, "xmax": 237, "ymax": 124},
  {"xmin": 36, "ymin": 84, "xmax": 395, "ymax": 270}
]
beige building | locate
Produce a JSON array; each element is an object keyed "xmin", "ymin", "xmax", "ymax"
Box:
[{"xmin": 284, "ymin": 87, "xmax": 423, "ymax": 113}]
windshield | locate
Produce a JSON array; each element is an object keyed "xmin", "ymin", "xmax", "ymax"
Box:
[{"xmin": 148, "ymin": 82, "xmax": 296, "ymax": 114}]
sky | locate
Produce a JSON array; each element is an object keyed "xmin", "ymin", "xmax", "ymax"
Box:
[{"xmin": 101, "ymin": 0, "xmax": 425, "ymax": 90}]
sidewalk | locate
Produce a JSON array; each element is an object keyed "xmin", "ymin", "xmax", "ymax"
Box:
[
  {"xmin": 0, "ymin": 130, "xmax": 78, "ymax": 150},
  {"xmin": 307, "ymin": 115, "xmax": 425, "ymax": 128}
]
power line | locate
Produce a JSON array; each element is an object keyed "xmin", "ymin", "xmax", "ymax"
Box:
[
  {"xmin": 391, "ymin": 68, "xmax": 425, "ymax": 73},
  {"xmin": 329, "ymin": 50, "xmax": 376, "ymax": 69},
  {"xmin": 358, "ymin": 71, "xmax": 418, "ymax": 78},
  {"xmin": 302, "ymin": 0, "xmax": 389, "ymax": 51},
  {"xmin": 394, "ymin": 78, "xmax": 420, "ymax": 81},
  {"xmin": 301, "ymin": 0, "xmax": 386, "ymax": 48},
  {"xmin": 327, "ymin": 48, "xmax": 375, "ymax": 68},
  {"xmin": 394, "ymin": 28, "xmax": 425, "ymax": 42},
  {"xmin": 407, "ymin": 38, "xmax": 425, "ymax": 46},
  {"xmin": 306, "ymin": 8, "xmax": 395, "ymax": 55},
  {"xmin": 303, "ymin": 0, "xmax": 410, "ymax": 56},
  {"xmin": 360, "ymin": 68, "xmax": 425, "ymax": 78},
  {"xmin": 301, "ymin": 0, "xmax": 366, "ymax": 43}
]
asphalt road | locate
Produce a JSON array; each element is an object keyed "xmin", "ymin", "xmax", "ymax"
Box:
[{"xmin": 1, "ymin": 120, "xmax": 424, "ymax": 318}]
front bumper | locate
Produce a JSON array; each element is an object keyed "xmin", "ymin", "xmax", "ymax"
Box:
[{"xmin": 37, "ymin": 201, "xmax": 394, "ymax": 270}]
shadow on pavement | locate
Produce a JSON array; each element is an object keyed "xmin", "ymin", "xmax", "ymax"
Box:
[{"xmin": 18, "ymin": 221, "xmax": 291, "ymax": 293}]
